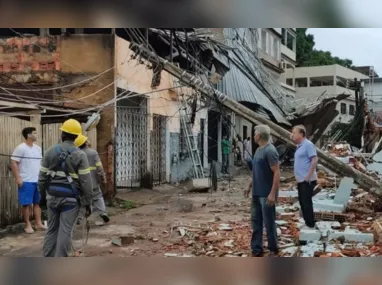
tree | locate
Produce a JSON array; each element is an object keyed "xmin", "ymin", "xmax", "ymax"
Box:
[
  {"xmin": 296, "ymin": 28, "xmax": 315, "ymax": 67},
  {"xmin": 296, "ymin": 29, "xmax": 354, "ymax": 69}
]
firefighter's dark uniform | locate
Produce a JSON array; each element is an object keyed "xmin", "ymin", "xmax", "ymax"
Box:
[{"xmin": 38, "ymin": 141, "xmax": 92, "ymax": 257}]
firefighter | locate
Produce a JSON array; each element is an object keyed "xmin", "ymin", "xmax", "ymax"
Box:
[
  {"xmin": 75, "ymin": 134, "xmax": 110, "ymax": 225},
  {"xmin": 38, "ymin": 119, "xmax": 92, "ymax": 257}
]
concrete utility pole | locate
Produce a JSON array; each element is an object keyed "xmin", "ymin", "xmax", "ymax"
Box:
[{"xmin": 131, "ymin": 43, "xmax": 382, "ymax": 197}]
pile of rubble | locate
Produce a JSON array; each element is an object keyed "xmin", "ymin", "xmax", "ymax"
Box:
[{"xmin": 156, "ymin": 167, "xmax": 382, "ymax": 258}]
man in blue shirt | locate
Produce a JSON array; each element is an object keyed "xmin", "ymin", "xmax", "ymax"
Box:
[
  {"xmin": 291, "ymin": 125, "xmax": 318, "ymax": 228},
  {"xmin": 244, "ymin": 125, "xmax": 280, "ymax": 257}
]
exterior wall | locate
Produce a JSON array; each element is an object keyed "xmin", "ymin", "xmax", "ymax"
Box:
[
  {"xmin": 364, "ymin": 80, "xmax": 382, "ymax": 107},
  {"xmin": 281, "ymin": 44, "xmax": 296, "ymax": 62},
  {"xmin": 0, "ymin": 36, "xmax": 60, "ymax": 85},
  {"xmin": 281, "ymin": 28, "xmax": 296, "ymax": 62},
  {"xmin": 58, "ymin": 35, "xmax": 115, "ymax": 193},
  {"xmin": 287, "ymin": 65, "xmax": 369, "ymax": 102},
  {"xmin": 335, "ymin": 97, "xmax": 356, "ymax": 124},
  {"xmin": 115, "ymin": 36, "xmax": 208, "ymax": 184},
  {"xmin": 272, "ymin": 28, "xmax": 282, "ymax": 35},
  {"xmin": 257, "ymin": 28, "xmax": 282, "ymax": 68},
  {"xmin": 0, "ymin": 34, "xmax": 116, "ymax": 196},
  {"xmin": 324, "ymin": 97, "xmax": 356, "ymax": 134}
]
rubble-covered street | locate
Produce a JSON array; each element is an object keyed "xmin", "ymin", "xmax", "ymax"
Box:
[{"xmin": 2, "ymin": 165, "xmax": 382, "ymax": 258}]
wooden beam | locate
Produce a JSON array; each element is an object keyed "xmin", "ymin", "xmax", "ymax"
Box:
[{"xmin": 132, "ymin": 43, "xmax": 382, "ymax": 197}]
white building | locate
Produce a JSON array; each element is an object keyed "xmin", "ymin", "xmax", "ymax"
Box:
[
  {"xmin": 363, "ymin": 77, "xmax": 382, "ymax": 112},
  {"xmin": 285, "ymin": 64, "xmax": 369, "ymax": 129},
  {"xmin": 255, "ymin": 28, "xmax": 297, "ymax": 97},
  {"xmin": 280, "ymin": 28, "xmax": 297, "ymax": 97}
]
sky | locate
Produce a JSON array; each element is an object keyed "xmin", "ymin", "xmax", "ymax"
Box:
[{"xmin": 308, "ymin": 28, "xmax": 382, "ymax": 75}]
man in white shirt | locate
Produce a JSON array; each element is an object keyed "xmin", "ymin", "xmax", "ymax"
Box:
[{"xmin": 11, "ymin": 127, "xmax": 46, "ymax": 234}]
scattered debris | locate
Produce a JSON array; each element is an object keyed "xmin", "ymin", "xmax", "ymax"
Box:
[{"xmin": 218, "ymin": 224, "xmax": 233, "ymax": 231}]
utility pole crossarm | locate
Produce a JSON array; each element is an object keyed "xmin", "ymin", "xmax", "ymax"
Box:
[{"xmin": 131, "ymin": 43, "xmax": 382, "ymax": 197}]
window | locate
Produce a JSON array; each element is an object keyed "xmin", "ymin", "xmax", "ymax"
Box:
[
  {"xmin": 243, "ymin": 126, "xmax": 248, "ymax": 140},
  {"xmin": 282, "ymin": 29, "xmax": 296, "ymax": 52},
  {"xmin": 295, "ymin": 78, "xmax": 308, "ymax": 87},
  {"xmin": 273, "ymin": 36, "xmax": 280, "ymax": 60},
  {"xmin": 340, "ymin": 103, "xmax": 347, "ymax": 114},
  {"xmin": 287, "ymin": 32, "xmax": 296, "ymax": 51},
  {"xmin": 260, "ymin": 29, "xmax": 281, "ymax": 60},
  {"xmin": 349, "ymin": 105, "xmax": 355, "ymax": 115},
  {"xmin": 336, "ymin": 76, "xmax": 347, "ymax": 88},
  {"xmin": 286, "ymin": 78, "xmax": 294, "ymax": 86},
  {"xmin": 281, "ymin": 28, "xmax": 286, "ymax": 45},
  {"xmin": 268, "ymin": 34, "xmax": 273, "ymax": 55},
  {"xmin": 310, "ymin": 76, "xmax": 334, "ymax": 87},
  {"xmin": 261, "ymin": 29, "xmax": 267, "ymax": 51}
]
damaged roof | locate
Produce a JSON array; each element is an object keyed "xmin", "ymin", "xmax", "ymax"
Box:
[
  {"xmin": 213, "ymin": 29, "xmax": 291, "ymax": 126},
  {"xmin": 149, "ymin": 28, "xmax": 292, "ymax": 125}
]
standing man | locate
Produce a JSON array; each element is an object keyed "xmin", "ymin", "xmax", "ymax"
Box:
[
  {"xmin": 75, "ymin": 134, "xmax": 110, "ymax": 225},
  {"xmin": 291, "ymin": 125, "xmax": 318, "ymax": 228},
  {"xmin": 221, "ymin": 135, "xmax": 230, "ymax": 174},
  {"xmin": 11, "ymin": 127, "xmax": 46, "ymax": 234},
  {"xmin": 244, "ymin": 125, "xmax": 280, "ymax": 257},
  {"xmin": 39, "ymin": 119, "xmax": 92, "ymax": 257}
]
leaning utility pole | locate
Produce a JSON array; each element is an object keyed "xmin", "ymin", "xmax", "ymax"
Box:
[{"xmin": 131, "ymin": 43, "xmax": 382, "ymax": 197}]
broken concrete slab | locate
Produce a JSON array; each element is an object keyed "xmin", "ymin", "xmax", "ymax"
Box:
[
  {"xmin": 189, "ymin": 178, "xmax": 211, "ymax": 193},
  {"xmin": 313, "ymin": 199, "xmax": 346, "ymax": 213},
  {"xmin": 218, "ymin": 224, "xmax": 233, "ymax": 231},
  {"xmin": 279, "ymin": 190, "xmax": 298, "ymax": 198},
  {"xmin": 333, "ymin": 177, "xmax": 354, "ymax": 205},
  {"xmin": 315, "ymin": 221, "xmax": 341, "ymax": 233},
  {"xmin": 328, "ymin": 229, "xmax": 374, "ymax": 243},
  {"xmin": 299, "ymin": 228, "xmax": 322, "ymax": 242}
]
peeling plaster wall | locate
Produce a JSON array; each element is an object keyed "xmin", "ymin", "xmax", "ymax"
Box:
[
  {"xmin": 0, "ymin": 34, "xmax": 116, "ymax": 195},
  {"xmin": 0, "ymin": 36, "xmax": 60, "ymax": 73},
  {"xmin": 58, "ymin": 35, "xmax": 115, "ymax": 193}
]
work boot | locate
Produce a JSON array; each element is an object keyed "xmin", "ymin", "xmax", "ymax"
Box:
[{"xmin": 100, "ymin": 214, "xmax": 110, "ymax": 224}]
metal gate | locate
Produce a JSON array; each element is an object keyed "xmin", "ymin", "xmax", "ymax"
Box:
[
  {"xmin": 151, "ymin": 114, "xmax": 167, "ymax": 185},
  {"xmin": 116, "ymin": 107, "xmax": 148, "ymax": 189}
]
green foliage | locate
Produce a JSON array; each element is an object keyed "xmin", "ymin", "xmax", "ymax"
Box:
[
  {"xmin": 121, "ymin": 200, "xmax": 138, "ymax": 210},
  {"xmin": 296, "ymin": 29, "xmax": 354, "ymax": 68}
]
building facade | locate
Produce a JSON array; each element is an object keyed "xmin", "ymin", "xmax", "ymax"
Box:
[
  {"xmin": 285, "ymin": 64, "xmax": 369, "ymax": 126},
  {"xmin": 0, "ymin": 30, "xmax": 209, "ymax": 195},
  {"xmin": 280, "ymin": 28, "xmax": 297, "ymax": 97}
]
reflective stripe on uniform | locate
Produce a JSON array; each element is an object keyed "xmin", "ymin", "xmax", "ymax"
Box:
[
  {"xmin": 40, "ymin": 167, "xmax": 49, "ymax": 173},
  {"xmin": 78, "ymin": 168, "xmax": 90, "ymax": 175},
  {"xmin": 95, "ymin": 161, "xmax": 102, "ymax": 167},
  {"xmin": 89, "ymin": 166, "xmax": 97, "ymax": 171},
  {"xmin": 47, "ymin": 170, "xmax": 79, "ymax": 179}
]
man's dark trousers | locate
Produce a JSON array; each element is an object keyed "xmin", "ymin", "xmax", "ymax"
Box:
[
  {"xmin": 251, "ymin": 196, "xmax": 278, "ymax": 255},
  {"xmin": 297, "ymin": 181, "xmax": 316, "ymax": 228}
]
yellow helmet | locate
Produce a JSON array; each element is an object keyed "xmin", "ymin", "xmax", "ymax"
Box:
[
  {"xmin": 60, "ymin": 119, "xmax": 82, "ymax": 136},
  {"xmin": 74, "ymin": 134, "xmax": 88, "ymax": 147}
]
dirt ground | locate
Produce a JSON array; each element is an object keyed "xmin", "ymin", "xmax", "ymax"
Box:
[{"xmin": 0, "ymin": 168, "xmax": 274, "ymax": 257}]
